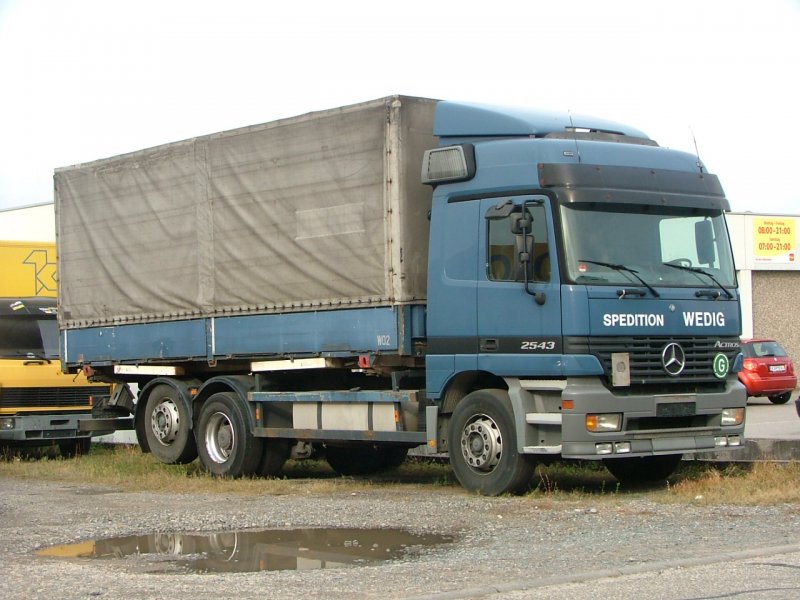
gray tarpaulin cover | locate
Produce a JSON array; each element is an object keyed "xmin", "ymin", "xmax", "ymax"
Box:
[{"xmin": 55, "ymin": 96, "xmax": 437, "ymax": 328}]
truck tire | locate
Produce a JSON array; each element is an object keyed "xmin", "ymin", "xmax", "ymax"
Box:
[
  {"xmin": 768, "ymin": 392, "xmax": 792, "ymax": 405},
  {"xmin": 383, "ymin": 446, "xmax": 409, "ymax": 470},
  {"xmin": 325, "ymin": 444, "xmax": 407, "ymax": 476},
  {"xmin": 448, "ymin": 389, "xmax": 535, "ymax": 496},
  {"xmin": 257, "ymin": 438, "xmax": 290, "ymax": 477},
  {"xmin": 143, "ymin": 384, "xmax": 198, "ymax": 464},
  {"xmin": 58, "ymin": 437, "xmax": 92, "ymax": 458},
  {"xmin": 197, "ymin": 392, "xmax": 263, "ymax": 478},
  {"xmin": 603, "ymin": 454, "xmax": 682, "ymax": 484}
]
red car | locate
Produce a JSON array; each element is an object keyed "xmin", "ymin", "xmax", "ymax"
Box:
[{"xmin": 738, "ymin": 338, "xmax": 797, "ymax": 404}]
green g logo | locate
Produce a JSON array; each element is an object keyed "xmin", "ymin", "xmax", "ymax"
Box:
[{"xmin": 712, "ymin": 353, "xmax": 730, "ymax": 379}]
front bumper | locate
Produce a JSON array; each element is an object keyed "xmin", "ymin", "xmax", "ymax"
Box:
[
  {"xmin": 0, "ymin": 413, "xmax": 92, "ymax": 444},
  {"xmin": 558, "ymin": 377, "xmax": 747, "ymax": 459}
]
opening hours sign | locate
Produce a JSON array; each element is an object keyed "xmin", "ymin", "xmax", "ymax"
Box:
[{"xmin": 753, "ymin": 217, "xmax": 796, "ymax": 264}]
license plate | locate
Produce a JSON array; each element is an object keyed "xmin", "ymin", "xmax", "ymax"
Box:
[
  {"xmin": 656, "ymin": 402, "xmax": 696, "ymax": 417},
  {"xmin": 769, "ymin": 364, "xmax": 786, "ymax": 372}
]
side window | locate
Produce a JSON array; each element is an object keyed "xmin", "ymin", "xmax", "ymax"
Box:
[{"xmin": 487, "ymin": 203, "xmax": 550, "ymax": 282}]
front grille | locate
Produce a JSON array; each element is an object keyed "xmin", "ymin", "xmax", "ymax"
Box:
[
  {"xmin": 631, "ymin": 416, "xmax": 704, "ymax": 430},
  {"xmin": 564, "ymin": 336, "xmax": 740, "ymax": 386},
  {"xmin": 0, "ymin": 386, "xmax": 97, "ymax": 409}
]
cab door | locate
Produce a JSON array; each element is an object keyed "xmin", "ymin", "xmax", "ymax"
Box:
[{"xmin": 477, "ymin": 195, "xmax": 563, "ymax": 376}]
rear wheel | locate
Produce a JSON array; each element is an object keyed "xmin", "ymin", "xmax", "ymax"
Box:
[
  {"xmin": 143, "ymin": 385, "xmax": 198, "ymax": 464},
  {"xmin": 448, "ymin": 389, "xmax": 535, "ymax": 496},
  {"xmin": 197, "ymin": 392, "xmax": 263, "ymax": 478},
  {"xmin": 325, "ymin": 444, "xmax": 408, "ymax": 476},
  {"xmin": 768, "ymin": 392, "xmax": 792, "ymax": 405},
  {"xmin": 603, "ymin": 454, "xmax": 682, "ymax": 484},
  {"xmin": 257, "ymin": 438, "xmax": 290, "ymax": 477},
  {"xmin": 382, "ymin": 446, "xmax": 409, "ymax": 470}
]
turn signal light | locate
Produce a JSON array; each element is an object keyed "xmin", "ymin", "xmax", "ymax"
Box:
[
  {"xmin": 721, "ymin": 408, "xmax": 745, "ymax": 426},
  {"xmin": 586, "ymin": 413, "xmax": 622, "ymax": 432}
]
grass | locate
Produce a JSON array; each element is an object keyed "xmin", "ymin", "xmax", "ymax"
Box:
[
  {"xmin": 532, "ymin": 459, "xmax": 800, "ymax": 505},
  {"xmin": 0, "ymin": 444, "xmax": 456, "ymax": 496},
  {"xmin": 666, "ymin": 461, "xmax": 800, "ymax": 505},
  {"xmin": 2, "ymin": 444, "xmax": 800, "ymax": 505}
]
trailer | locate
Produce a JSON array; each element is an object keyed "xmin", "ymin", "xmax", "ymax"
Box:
[{"xmin": 56, "ymin": 95, "xmax": 746, "ymax": 494}]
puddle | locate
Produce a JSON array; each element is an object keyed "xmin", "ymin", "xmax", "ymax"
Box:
[{"xmin": 36, "ymin": 528, "xmax": 453, "ymax": 573}]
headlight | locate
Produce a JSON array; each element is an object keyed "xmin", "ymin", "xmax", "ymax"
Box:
[
  {"xmin": 0, "ymin": 417, "xmax": 15, "ymax": 430},
  {"xmin": 586, "ymin": 413, "xmax": 622, "ymax": 432},
  {"xmin": 721, "ymin": 408, "xmax": 745, "ymax": 426}
]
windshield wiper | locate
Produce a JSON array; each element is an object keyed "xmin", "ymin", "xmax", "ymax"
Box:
[
  {"xmin": 1, "ymin": 351, "xmax": 52, "ymax": 363},
  {"xmin": 662, "ymin": 263, "xmax": 733, "ymax": 299},
  {"xmin": 580, "ymin": 260, "xmax": 660, "ymax": 297},
  {"xmin": 22, "ymin": 352, "xmax": 53, "ymax": 364}
]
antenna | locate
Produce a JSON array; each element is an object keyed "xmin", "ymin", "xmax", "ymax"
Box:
[
  {"xmin": 568, "ymin": 110, "xmax": 582, "ymax": 163},
  {"xmin": 689, "ymin": 125, "xmax": 705, "ymax": 173}
]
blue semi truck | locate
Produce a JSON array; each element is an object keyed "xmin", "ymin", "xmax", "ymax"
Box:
[{"xmin": 55, "ymin": 96, "xmax": 746, "ymax": 495}]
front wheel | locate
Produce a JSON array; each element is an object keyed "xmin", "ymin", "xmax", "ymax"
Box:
[
  {"xmin": 768, "ymin": 392, "xmax": 792, "ymax": 405},
  {"xmin": 448, "ymin": 389, "xmax": 535, "ymax": 496},
  {"xmin": 197, "ymin": 392, "xmax": 263, "ymax": 478},
  {"xmin": 603, "ymin": 454, "xmax": 682, "ymax": 485}
]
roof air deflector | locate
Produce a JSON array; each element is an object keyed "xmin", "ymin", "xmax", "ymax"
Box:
[{"xmin": 433, "ymin": 101, "xmax": 650, "ymax": 140}]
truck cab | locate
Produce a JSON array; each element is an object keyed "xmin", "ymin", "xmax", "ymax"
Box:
[
  {"xmin": 0, "ymin": 240, "xmax": 110, "ymax": 456},
  {"xmin": 422, "ymin": 101, "xmax": 745, "ymax": 493},
  {"xmin": 0, "ymin": 297, "xmax": 100, "ymax": 455}
]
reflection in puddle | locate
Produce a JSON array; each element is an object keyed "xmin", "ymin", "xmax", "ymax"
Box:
[{"xmin": 36, "ymin": 528, "xmax": 453, "ymax": 573}]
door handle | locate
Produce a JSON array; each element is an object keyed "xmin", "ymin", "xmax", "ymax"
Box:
[{"xmin": 480, "ymin": 338, "xmax": 498, "ymax": 352}]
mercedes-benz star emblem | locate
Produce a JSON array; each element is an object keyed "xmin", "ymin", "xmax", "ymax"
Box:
[{"xmin": 662, "ymin": 342, "xmax": 686, "ymax": 376}]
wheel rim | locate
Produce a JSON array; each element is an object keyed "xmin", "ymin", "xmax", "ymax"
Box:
[
  {"xmin": 460, "ymin": 413, "xmax": 502, "ymax": 472},
  {"xmin": 205, "ymin": 411, "xmax": 234, "ymax": 464},
  {"xmin": 208, "ymin": 532, "xmax": 239, "ymax": 560},
  {"xmin": 150, "ymin": 399, "xmax": 181, "ymax": 446},
  {"xmin": 153, "ymin": 533, "xmax": 183, "ymax": 554}
]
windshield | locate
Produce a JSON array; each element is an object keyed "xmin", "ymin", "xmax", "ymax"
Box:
[
  {"xmin": 560, "ymin": 203, "xmax": 736, "ymax": 288},
  {"xmin": 0, "ymin": 314, "xmax": 59, "ymax": 359}
]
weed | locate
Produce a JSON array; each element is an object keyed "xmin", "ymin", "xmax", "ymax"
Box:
[{"xmin": 1, "ymin": 445, "xmax": 798, "ymax": 505}]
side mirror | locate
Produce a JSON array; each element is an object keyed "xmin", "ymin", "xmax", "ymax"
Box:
[
  {"xmin": 695, "ymin": 220, "xmax": 715, "ymax": 266},
  {"xmin": 485, "ymin": 199, "xmax": 515, "ymax": 220}
]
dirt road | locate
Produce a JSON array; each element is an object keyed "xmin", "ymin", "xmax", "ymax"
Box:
[{"xmin": 2, "ymin": 474, "xmax": 799, "ymax": 599}]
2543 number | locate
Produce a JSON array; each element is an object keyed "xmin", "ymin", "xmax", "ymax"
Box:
[{"xmin": 521, "ymin": 340, "xmax": 556, "ymax": 351}]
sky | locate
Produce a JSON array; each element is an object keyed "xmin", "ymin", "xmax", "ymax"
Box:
[{"xmin": 1, "ymin": 0, "xmax": 799, "ymax": 214}]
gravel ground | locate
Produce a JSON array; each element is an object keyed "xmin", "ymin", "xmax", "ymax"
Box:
[{"xmin": 1, "ymin": 475, "xmax": 799, "ymax": 600}]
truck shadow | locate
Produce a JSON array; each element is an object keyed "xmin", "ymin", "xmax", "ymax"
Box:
[{"xmin": 275, "ymin": 457, "xmax": 686, "ymax": 496}]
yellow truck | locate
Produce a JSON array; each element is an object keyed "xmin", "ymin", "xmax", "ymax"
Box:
[{"xmin": 0, "ymin": 240, "xmax": 106, "ymax": 456}]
